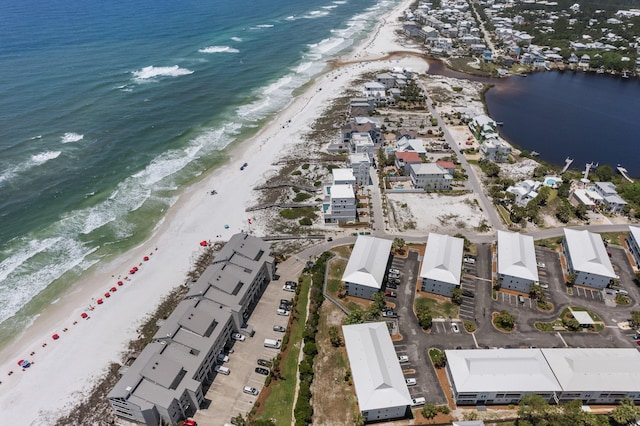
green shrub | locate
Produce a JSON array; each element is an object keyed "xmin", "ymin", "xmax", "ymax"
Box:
[
  {"xmin": 293, "ymin": 193, "xmax": 312, "ymax": 202},
  {"xmin": 299, "ymin": 217, "xmax": 312, "ymax": 226},
  {"xmin": 301, "ymin": 163, "xmax": 310, "ymax": 170},
  {"xmin": 291, "ymin": 170, "xmax": 302, "ymax": 176}
]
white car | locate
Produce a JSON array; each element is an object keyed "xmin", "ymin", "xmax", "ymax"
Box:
[
  {"xmin": 276, "ymin": 308, "xmax": 290, "ymax": 316},
  {"xmin": 405, "ymin": 378, "xmax": 417, "ymax": 386},
  {"xmin": 389, "ymin": 268, "xmax": 400, "ymax": 275},
  {"xmin": 232, "ymin": 333, "xmax": 246, "ymax": 341},
  {"xmin": 451, "ymin": 323, "xmax": 460, "ymax": 333},
  {"xmin": 537, "ymin": 282, "xmax": 549, "ymax": 289},
  {"xmin": 243, "ymin": 386, "xmax": 259, "ymax": 395},
  {"xmin": 537, "ymin": 262, "xmax": 546, "ymax": 269},
  {"xmin": 398, "ymin": 355, "xmax": 409, "ymax": 363},
  {"xmin": 282, "ymin": 284, "xmax": 295, "ymax": 292},
  {"xmin": 411, "ymin": 397, "xmax": 426, "ymax": 407},
  {"xmin": 214, "ymin": 365, "xmax": 230, "ymax": 375},
  {"xmin": 217, "ymin": 353, "xmax": 229, "ymax": 363},
  {"xmin": 463, "ymin": 257, "xmax": 475, "ymax": 264}
]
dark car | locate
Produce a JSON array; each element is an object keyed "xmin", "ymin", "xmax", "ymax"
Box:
[
  {"xmin": 255, "ymin": 367, "xmax": 270, "ymax": 375},
  {"xmin": 386, "ymin": 283, "xmax": 397, "ymax": 289},
  {"xmin": 462, "ymin": 289, "xmax": 475, "ymax": 298},
  {"xmin": 257, "ymin": 359, "xmax": 272, "ymax": 367},
  {"xmin": 240, "ymin": 162, "xmax": 248, "ymax": 170}
]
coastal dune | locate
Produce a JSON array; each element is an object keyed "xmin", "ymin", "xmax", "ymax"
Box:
[{"xmin": 0, "ymin": 0, "xmax": 427, "ymax": 422}]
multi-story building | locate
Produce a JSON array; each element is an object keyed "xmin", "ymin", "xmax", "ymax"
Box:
[
  {"xmin": 562, "ymin": 229, "xmax": 616, "ymax": 289},
  {"xmin": 626, "ymin": 226, "xmax": 640, "ymax": 267},
  {"xmin": 497, "ymin": 231, "xmax": 539, "ymax": 293},
  {"xmin": 409, "ymin": 163, "xmax": 452, "ymax": 190},
  {"xmin": 323, "ymin": 184, "xmax": 357, "ymax": 224},
  {"xmin": 593, "ymin": 182, "xmax": 628, "ymax": 213},
  {"xmin": 480, "ymin": 138, "xmax": 512, "ymax": 163},
  {"xmin": 342, "ymin": 236, "xmax": 392, "ymax": 300},
  {"xmin": 420, "ymin": 233, "xmax": 463, "ymax": 297},
  {"xmin": 349, "ymin": 153, "xmax": 372, "ymax": 186}
]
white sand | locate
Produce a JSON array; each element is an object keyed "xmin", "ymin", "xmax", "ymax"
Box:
[{"xmin": 0, "ymin": 0, "xmax": 426, "ymax": 423}]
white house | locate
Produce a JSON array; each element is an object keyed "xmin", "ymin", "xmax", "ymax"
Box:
[
  {"xmin": 396, "ymin": 137, "xmax": 427, "ymax": 154},
  {"xmin": 593, "ymin": 182, "xmax": 628, "ymax": 213},
  {"xmin": 376, "ymin": 73, "xmax": 396, "ymax": 89},
  {"xmin": 469, "ymin": 115, "xmax": 498, "ymax": 140},
  {"xmin": 497, "ymin": 231, "xmax": 539, "ymax": 293},
  {"xmin": 420, "ymin": 233, "xmax": 463, "ymax": 297},
  {"xmin": 409, "ymin": 163, "xmax": 452, "ymax": 191},
  {"xmin": 562, "ymin": 229, "xmax": 616, "ymax": 289},
  {"xmin": 506, "ymin": 180, "xmax": 541, "ymax": 206},
  {"xmin": 445, "ymin": 349, "xmax": 562, "ymax": 406},
  {"xmin": 323, "ymin": 184, "xmax": 357, "ymax": 224},
  {"xmin": 351, "ymin": 132, "xmax": 375, "ymax": 156},
  {"xmin": 363, "ymin": 82, "xmax": 387, "ymax": 98},
  {"xmin": 349, "ymin": 153, "xmax": 372, "ymax": 186},
  {"xmin": 342, "ymin": 323, "xmax": 412, "ymax": 422},
  {"xmin": 332, "ymin": 168, "xmax": 356, "ymax": 186},
  {"xmin": 342, "ymin": 236, "xmax": 392, "ymax": 300},
  {"xmin": 626, "ymin": 226, "xmax": 640, "ymax": 267},
  {"xmin": 480, "ymin": 138, "xmax": 512, "ymax": 163}
]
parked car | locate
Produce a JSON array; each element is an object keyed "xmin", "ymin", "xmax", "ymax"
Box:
[
  {"xmin": 243, "ymin": 386, "xmax": 259, "ymax": 395},
  {"xmin": 405, "ymin": 378, "xmax": 417, "ymax": 386},
  {"xmin": 384, "ymin": 290, "xmax": 397, "ymax": 298},
  {"xmin": 282, "ymin": 284, "xmax": 295, "ymax": 292},
  {"xmin": 632, "ymin": 334, "xmax": 639, "ymax": 340},
  {"xmin": 240, "ymin": 162, "xmax": 248, "ymax": 171},
  {"xmin": 327, "ymin": 237, "xmax": 333, "ymax": 242},
  {"xmin": 232, "ymin": 333, "xmax": 245, "ymax": 341},
  {"xmin": 214, "ymin": 365, "xmax": 230, "ymax": 375},
  {"xmin": 217, "ymin": 353, "xmax": 229, "ymax": 363},
  {"xmin": 463, "ymin": 257, "xmax": 475, "ymax": 265},
  {"xmin": 388, "ymin": 272, "xmax": 400, "ymax": 279},
  {"xmin": 386, "ymin": 282, "xmax": 397, "ymax": 289},
  {"xmin": 537, "ymin": 262, "xmax": 546, "ymax": 269},
  {"xmin": 398, "ymin": 355, "xmax": 409, "ymax": 363},
  {"xmin": 537, "ymin": 282, "xmax": 549, "ymax": 289},
  {"xmin": 276, "ymin": 308, "xmax": 290, "ymax": 316},
  {"xmin": 389, "ymin": 268, "xmax": 400, "ymax": 275},
  {"xmin": 462, "ymin": 289, "xmax": 475, "ymax": 298},
  {"xmin": 617, "ymin": 289, "xmax": 629, "ymax": 296},
  {"xmin": 255, "ymin": 367, "xmax": 270, "ymax": 376},
  {"xmin": 273, "ymin": 325, "xmax": 286, "ymax": 332},
  {"xmin": 411, "ymin": 397, "xmax": 426, "ymax": 407},
  {"xmin": 257, "ymin": 358, "xmax": 272, "ymax": 367},
  {"xmin": 382, "ymin": 310, "xmax": 398, "ymax": 318},
  {"xmin": 285, "ymin": 281, "xmax": 297, "ymax": 288},
  {"xmin": 451, "ymin": 323, "xmax": 460, "ymax": 333}
]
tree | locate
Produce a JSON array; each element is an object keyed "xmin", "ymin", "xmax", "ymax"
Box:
[
  {"xmin": 556, "ymin": 200, "xmax": 573, "ymax": 223},
  {"xmin": 431, "ymin": 349, "xmax": 447, "ymax": 368},
  {"xmin": 518, "ymin": 394, "xmax": 551, "ymax": 422},
  {"xmin": 563, "ymin": 317, "xmax": 581, "ymax": 331},
  {"xmin": 328, "ymin": 326, "xmax": 342, "ymax": 347},
  {"xmin": 631, "ymin": 311, "xmax": 640, "ymax": 328},
  {"xmin": 452, "ymin": 288, "xmax": 463, "ymax": 305},
  {"xmin": 495, "ymin": 310, "xmax": 515, "ymax": 330},
  {"xmin": 345, "ymin": 308, "xmax": 364, "ymax": 325},
  {"xmin": 392, "ymin": 237, "xmax": 406, "ymax": 254},
  {"xmin": 610, "ymin": 398, "xmax": 640, "ymax": 425},
  {"xmin": 595, "ymin": 164, "xmax": 614, "ymax": 182},
  {"xmin": 417, "ymin": 310, "xmax": 433, "ymax": 329},
  {"xmin": 422, "ymin": 403, "xmax": 438, "ymax": 419},
  {"xmin": 567, "ymin": 273, "xmax": 577, "ymax": 286},
  {"xmin": 529, "ymin": 284, "xmax": 546, "ymax": 301}
]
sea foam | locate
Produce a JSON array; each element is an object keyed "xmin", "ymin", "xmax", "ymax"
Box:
[
  {"xmin": 31, "ymin": 151, "xmax": 62, "ymax": 165},
  {"xmin": 199, "ymin": 46, "xmax": 240, "ymax": 54},
  {"xmin": 230, "ymin": 37, "xmax": 243, "ymax": 42},
  {"xmin": 132, "ymin": 65, "xmax": 194, "ymax": 81},
  {"xmin": 61, "ymin": 132, "xmax": 84, "ymax": 143}
]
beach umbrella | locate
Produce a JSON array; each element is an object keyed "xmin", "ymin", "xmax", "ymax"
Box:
[
  {"xmin": 17, "ymin": 360, "xmax": 23, "ymax": 366},
  {"xmin": 200, "ymin": 240, "xmax": 207, "ymax": 247},
  {"xmin": 133, "ymin": 266, "xmax": 138, "ymax": 271},
  {"xmin": 81, "ymin": 312, "xmax": 88, "ymax": 319},
  {"xmin": 52, "ymin": 334, "xmax": 59, "ymax": 340},
  {"xmin": 117, "ymin": 281, "xmax": 124, "ymax": 286},
  {"xmin": 104, "ymin": 293, "xmax": 110, "ymax": 298},
  {"xmin": 18, "ymin": 360, "xmax": 30, "ymax": 368},
  {"xmin": 129, "ymin": 269, "xmax": 136, "ymax": 274},
  {"xmin": 110, "ymin": 287, "xmax": 117, "ymax": 292},
  {"xmin": 97, "ymin": 299, "xmax": 103, "ymax": 305},
  {"xmin": 143, "ymin": 256, "xmax": 149, "ymax": 261}
]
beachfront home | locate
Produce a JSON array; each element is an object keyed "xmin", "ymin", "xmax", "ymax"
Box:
[
  {"xmin": 409, "ymin": 163, "xmax": 452, "ymax": 191},
  {"xmin": 480, "ymin": 138, "xmax": 511, "ymax": 163},
  {"xmin": 341, "ymin": 121, "xmax": 382, "ymax": 145},
  {"xmin": 497, "ymin": 230, "xmax": 539, "ymax": 294},
  {"xmin": 436, "ymin": 160, "xmax": 455, "ymax": 175},
  {"xmin": 332, "ymin": 168, "xmax": 356, "ymax": 186},
  {"xmin": 350, "ymin": 98, "xmax": 375, "ymax": 112},
  {"xmin": 396, "ymin": 137, "xmax": 427, "ymax": 154},
  {"xmin": 349, "ymin": 153, "xmax": 372, "ymax": 186},
  {"xmin": 342, "ymin": 236, "xmax": 392, "ymax": 300},
  {"xmin": 420, "ymin": 233, "xmax": 463, "ymax": 296},
  {"xmin": 506, "ymin": 180, "xmax": 541, "ymax": 206},
  {"xmin": 323, "ymin": 184, "xmax": 357, "ymax": 224},
  {"xmin": 469, "ymin": 115, "xmax": 498, "ymax": 141},
  {"xmin": 362, "ymin": 82, "xmax": 387, "ymax": 98},
  {"xmin": 626, "ymin": 226, "xmax": 640, "ymax": 267},
  {"xmin": 350, "ymin": 132, "xmax": 375, "ymax": 156},
  {"xmin": 569, "ymin": 189, "xmax": 597, "ymax": 210},
  {"xmin": 394, "ymin": 151, "xmax": 423, "ymax": 174},
  {"xmin": 593, "ymin": 182, "xmax": 628, "ymax": 213},
  {"xmin": 376, "ymin": 73, "xmax": 397, "ymax": 89},
  {"xmin": 342, "ymin": 323, "xmax": 412, "ymax": 422},
  {"xmin": 562, "ymin": 229, "xmax": 616, "ymax": 289}
]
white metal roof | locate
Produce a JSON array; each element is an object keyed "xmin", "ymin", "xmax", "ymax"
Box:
[
  {"xmin": 420, "ymin": 233, "xmax": 463, "ymax": 285},
  {"xmin": 330, "ymin": 184, "xmax": 355, "ymax": 200},
  {"xmin": 342, "ymin": 236, "xmax": 392, "ymax": 290},
  {"xmin": 497, "ymin": 231, "xmax": 539, "ymax": 281},
  {"xmin": 563, "ymin": 229, "xmax": 616, "ymax": 278},
  {"xmin": 630, "ymin": 226, "xmax": 640, "ymax": 246},
  {"xmin": 445, "ymin": 349, "xmax": 561, "ymax": 393},
  {"xmin": 410, "ymin": 162, "xmax": 450, "ymax": 176},
  {"xmin": 332, "ymin": 168, "xmax": 355, "ymax": 183},
  {"xmin": 541, "ymin": 348, "xmax": 640, "ymax": 392},
  {"xmin": 571, "ymin": 311, "xmax": 594, "ymax": 325},
  {"xmin": 342, "ymin": 323, "xmax": 412, "ymax": 411}
]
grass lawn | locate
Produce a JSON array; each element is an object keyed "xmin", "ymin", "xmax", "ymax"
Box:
[
  {"xmin": 535, "ymin": 237, "xmax": 561, "ymax": 250},
  {"xmin": 601, "ymin": 232, "xmax": 627, "ymax": 246},
  {"xmin": 256, "ymin": 275, "xmax": 311, "ymax": 424},
  {"xmin": 497, "ymin": 205, "xmax": 512, "ymax": 225},
  {"xmin": 326, "ymin": 258, "xmax": 347, "ymax": 294},
  {"xmin": 415, "ymin": 295, "xmax": 459, "ymax": 319},
  {"xmin": 331, "ymin": 245, "xmax": 353, "ymax": 259}
]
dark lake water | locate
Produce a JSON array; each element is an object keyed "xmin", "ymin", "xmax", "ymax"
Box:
[{"xmin": 428, "ymin": 60, "xmax": 640, "ymax": 178}]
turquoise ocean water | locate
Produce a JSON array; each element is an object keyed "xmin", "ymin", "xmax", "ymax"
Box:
[{"xmin": 0, "ymin": 0, "xmax": 400, "ymax": 342}]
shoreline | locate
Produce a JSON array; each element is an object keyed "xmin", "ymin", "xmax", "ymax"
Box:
[{"xmin": 0, "ymin": 0, "xmax": 427, "ymax": 422}]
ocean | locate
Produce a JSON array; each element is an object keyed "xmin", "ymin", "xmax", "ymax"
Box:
[{"xmin": 0, "ymin": 0, "xmax": 400, "ymax": 344}]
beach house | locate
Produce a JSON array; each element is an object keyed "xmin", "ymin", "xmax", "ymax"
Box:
[
  {"xmin": 469, "ymin": 115, "xmax": 498, "ymax": 141},
  {"xmin": 506, "ymin": 179, "xmax": 541, "ymax": 206},
  {"xmin": 562, "ymin": 229, "xmax": 616, "ymax": 289},
  {"xmin": 409, "ymin": 163, "xmax": 452, "ymax": 191},
  {"xmin": 626, "ymin": 226, "xmax": 640, "ymax": 267},
  {"xmin": 395, "ymin": 151, "xmax": 423, "ymax": 174},
  {"xmin": 348, "ymin": 153, "xmax": 372, "ymax": 186},
  {"xmin": 350, "ymin": 132, "xmax": 375, "ymax": 156},
  {"xmin": 323, "ymin": 183, "xmax": 357, "ymax": 224},
  {"xmin": 593, "ymin": 182, "xmax": 628, "ymax": 213},
  {"xmin": 480, "ymin": 138, "xmax": 512, "ymax": 163},
  {"xmin": 497, "ymin": 230, "xmax": 539, "ymax": 293},
  {"xmin": 420, "ymin": 233, "xmax": 463, "ymax": 296},
  {"xmin": 332, "ymin": 168, "xmax": 357, "ymax": 186},
  {"xmin": 342, "ymin": 323, "xmax": 412, "ymax": 422},
  {"xmin": 342, "ymin": 235, "xmax": 392, "ymax": 300}
]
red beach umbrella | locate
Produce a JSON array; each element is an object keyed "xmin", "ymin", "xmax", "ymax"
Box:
[
  {"xmin": 52, "ymin": 334, "xmax": 60, "ymax": 340},
  {"xmin": 17, "ymin": 360, "xmax": 23, "ymax": 366},
  {"xmin": 200, "ymin": 240, "xmax": 207, "ymax": 247},
  {"xmin": 104, "ymin": 292, "xmax": 110, "ymax": 298},
  {"xmin": 129, "ymin": 269, "xmax": 136, "ymax": 274},
  {"xmin": 143, "ymin": 256, "xmax": 149, "ymax": 261},
  {"xmin": 117, "ymin": 281, "xmax": 124, "ymax": 286},
  {"xmin": 81, "ymin": 312, "xmax": 88, "ymax": 318},
  {"xmin": 97, "ymin": 299, "xmax": 103, "ymax": 305},
  {"xmin": 133, "ymin": 266, "xmax": 138, "ymax": 271},
  {"xmin": 110, "ymin": 287, "xmax": 117, "ymax": 292}
]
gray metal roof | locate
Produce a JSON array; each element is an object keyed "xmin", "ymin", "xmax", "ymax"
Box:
[
  {"xmin": 497, "ymin": 231, "xmax": 539, "ymax": 281},
  {"xmin": 563, "ymin": 229, "xmax": 615, "ymax": 278},
  {"xmin": 342, "ymin": 236, "xmax": 392, "ymax": 290},
  {"xmin": 342, "ymin": 322, "xmax": 412, "ymax": 411},
  {"xmin": 420, "ymin": 233, "xmax": 463, "ymax": 285}
]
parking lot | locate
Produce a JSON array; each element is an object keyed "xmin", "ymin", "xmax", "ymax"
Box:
[{"xmin": 196, "ymin": 258, "xmax": 304, "ymax": 426}]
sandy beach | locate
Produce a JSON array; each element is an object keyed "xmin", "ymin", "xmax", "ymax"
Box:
[{"xmin": 0, "ymin": 0, "xmax": 427, "ymax": 423}]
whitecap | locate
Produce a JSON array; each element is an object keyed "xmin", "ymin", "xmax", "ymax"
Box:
[
  {"xmin": 250, "ymin": 24, "xmax": 274, "ymax": 29},
  {"xmin": 61, "ymin": 132, "xmax": 84, "ymax": 143},
  {"xmin": 322, "ymin": 5, "xmax": 338, "ymax": 9},
  {"xmin": 231, "ymin": 37, "xmax": 243, "ymax": 42},
  {"xmin": 31, "ymin": 151, "xmax": 61, "ymax": 165},
  {"xmin": 285, "ymin": 16, "xmax": 297, "ymax": 21},
  {"xmin": 132, "ymin": 65, "xmax": 194, "ymax": 81},
  {"xmin": 304, "ymin": 10, "xmax": 330, "ymax": 19},
  {"xmin": 333, "ymin": 0, "xmax": 347, "ymax": 3},
  {"xmin": 199, "ymin": 46, "xmax": 240, "ymax": 54}
]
